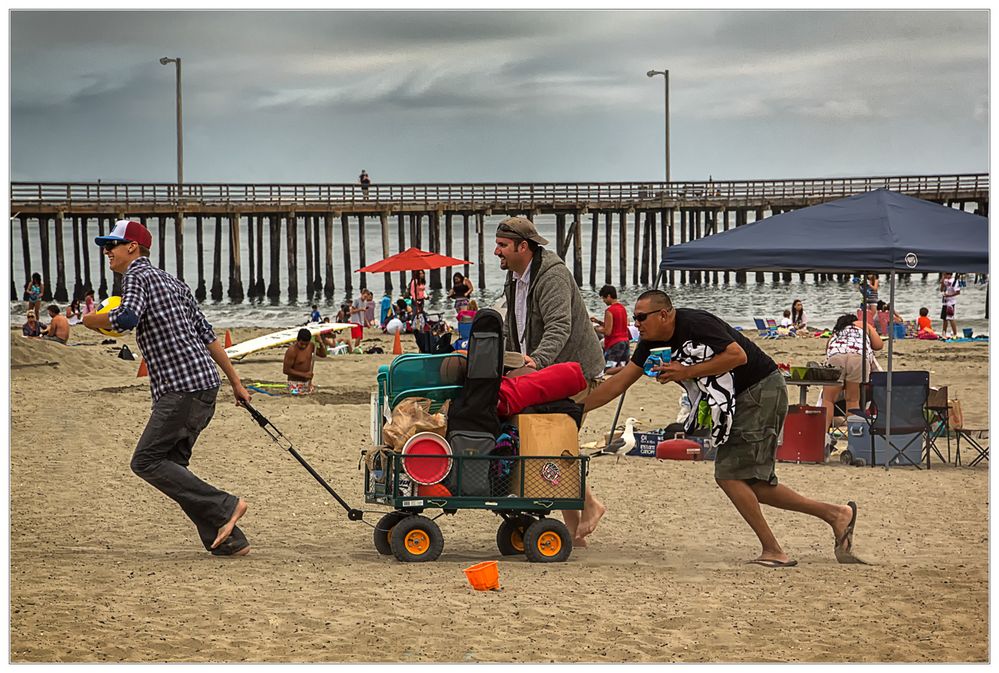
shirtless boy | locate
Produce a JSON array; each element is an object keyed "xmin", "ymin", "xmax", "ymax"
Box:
[{"xmin": 283, "ymin": 328, "xmax": 327, "ymax": 394}]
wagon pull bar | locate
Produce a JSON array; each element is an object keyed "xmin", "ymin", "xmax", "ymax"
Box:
[{"xmin": 240, "ymin": 401, "xmax": 365, "ymax": 522}]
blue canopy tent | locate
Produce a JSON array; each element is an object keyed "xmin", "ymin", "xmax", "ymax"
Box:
[{"xmin": 658, "ymin": 188, "xmax": 989, "ymax": 467}]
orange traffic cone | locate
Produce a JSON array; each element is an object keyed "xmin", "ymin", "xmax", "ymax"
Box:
[
  {"xmin": 137, "ymin": 358, "xmax": 148, "ymax": 378},
  {"xmin": 392, "ymin": 330, "xmax": 403, "ymax": 355},
  {"xmin": 224, "ymin": 329, "xmax": 234, "ymax": 348}
]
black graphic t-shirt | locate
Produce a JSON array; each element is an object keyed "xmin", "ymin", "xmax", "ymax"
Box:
[{"xmin": 631, "ymin": 308, "xmax": 777, "ymax": 396}]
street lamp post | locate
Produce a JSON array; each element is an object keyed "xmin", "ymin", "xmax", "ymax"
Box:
[
  {"xmin": 159, "ymin": 57, "xmax": 183, "ymax": 191},
  {"xmin": 646, "ymin": 69, "xmax": 670, "ymax": 183}
]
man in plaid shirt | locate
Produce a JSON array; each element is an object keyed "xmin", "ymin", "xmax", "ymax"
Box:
[{"xmin": 83, "ymin": 220, "xmax": 253, "ymax": 556}]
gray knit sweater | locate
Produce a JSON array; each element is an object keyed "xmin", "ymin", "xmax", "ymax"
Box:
[{"xmin": 503, "ymin": 248, "xmax": 606, "ymax": 382}]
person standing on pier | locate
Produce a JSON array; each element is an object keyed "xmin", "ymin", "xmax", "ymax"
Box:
[
  {"xmin": 583, "ymin": 290, "xmax": 864, "ymax": 567},
  {"xmin": 82, "ymin": 219, "xmax": 253, "ymax": 557},
  {"xmin": 494, "ymin": 216, "xmax": 607, "ymax": 546},
  {"xmin": 358, "ymin": 169, "xmax": 371, "ymax": 199}
]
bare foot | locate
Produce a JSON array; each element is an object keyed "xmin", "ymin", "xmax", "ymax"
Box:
[
  {"xmin": 573, "ymin": 536, "xmax": 588, "ymax": 549},
  {"xmin": 576, "ymin": 500, "xmax": 607, "ymax": 540},
  {"xmin": 211, "ymin": 498, "xmax": 248, "ymax": 550}
]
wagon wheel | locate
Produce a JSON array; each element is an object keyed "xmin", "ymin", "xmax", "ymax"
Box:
[
  {"xmin": 390, "ymin": 515, "xmax": 444, "ymax": 562},
  {"xmin": 373, "ymin": 511, "xmax": 409, "ymax": 556},
  {"xmin": 839, "ymin": 450, "xmax": 854, "ymax": 465},
  {"xmin": 496, "ymin": 515, "xmax": 535, "ymax": 556},
  {"xmin": 523, "ymin": 518, "xmax": 572, "ymax": 563}
]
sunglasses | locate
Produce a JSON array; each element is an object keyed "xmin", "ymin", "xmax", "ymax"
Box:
[
  {"xmin": 633, "ymin": 308, "xmax": 669, "ymax": 323},
  {"xmin": 103, "ymin": 241, "xmax": 131, "ymax": 252}
]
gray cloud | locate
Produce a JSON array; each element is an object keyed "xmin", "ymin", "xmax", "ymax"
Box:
[{"xmin": 10, "ymin": 9, "xmax": 988, "ymax": 183}]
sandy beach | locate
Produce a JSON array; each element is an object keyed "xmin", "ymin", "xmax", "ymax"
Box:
[{"xmin": 9, "ymin": 324, "xmax": 989, "ymax": 663}]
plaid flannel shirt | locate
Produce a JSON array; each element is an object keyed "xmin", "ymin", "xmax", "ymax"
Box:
[{"xmin": 109, "ymin": 256, "xmax": 221, "ymax": 402}]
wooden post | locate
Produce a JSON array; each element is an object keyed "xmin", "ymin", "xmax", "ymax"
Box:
[
  {"xmin": 690, "ymin": 210, "xmax": 701, "ymax": 284},
  {"xmin": 380, "ymin": 212, "xmax": 392, "ymax": 292},
  {"xmin": 267, "ymin": 215, "xmax": 281, "ymax": 299},
  {"xmin": 337, "ymin": 213, "xmax": 351, "ymax": 292},
  {"xmin": 444, "ymin": 212, "xmax": 454, "ymax": 290},
  {"xmin": 229, "ymin": 213, "xmax": 244, "ymax": 301},
  {"xmin": 286, "ymin": 213, "xmax": 298, "ymax": 300},
  {"xmin": 174, "ymin": 213, "xmax": 185, "ymax": 282},
  {"xmin": 678, "ymin": 209, "xmax": 687, "ymax": 285},
  {"xmin": 429, "ymin": 211, "xmax": 442, "ymax": 290},
  {"xmin": 555, "ymin": 213, "xmax": 565, "ymax": 261},
  {"xmin": 649, "ymin": 210, "xmax": 658, "ymax": 285},
  {"xmin": 19, "ymin": 215, "xmax": 31, "ymax": 294},
  {"xmin": 572, "ymin": 212, "xmax": 583, "ymax": 286},
  {"xmin": 632, "ymin": 210, "xmax": 641, "ymax": 285},
  {"xmin": 194, "ymin": 214, "xmax": 206, "ymax": 300},
  {"xmin": 256, "ymin": 216, "xmax": 267, "ymax": 297},
  {"xmin": 589, "ymin": 212, "xmax": 599, "ymax": 287},
  {"xmin": 211, "ymin": 216, "xmax": 224, "ymax": 300},
  {"xmin": 78, "ymin": 217, "xmax": 93, "ymax": 294},
  {"xmin": 640, "ymin": 212, "xmax": 650, "ymax": 284},
  {"xmin": 617, "ymin": 210, "xmax": 627, "ymax": 287},
  {"xmin": 721, "ymin": 210, "xmax": 730, "ymax": 284},
  {"xmin": 397, "ymin": 213, "xmax": 407, "ymax": 290},
  {"xmin": 312, "ymin": 216, "xmax": 322, "ymax": 294},
  {"xmin": 358, "ymin": 214, "xmax": 368, "ymax": 290},
  {"xmin": 304, "ymin": 214, "xmax": 314, "ymax": 297},
  {"xmin": 476, "ymin": 211, "xmax": 486, "ymax": 289},
  {"xmin": 52, "ymin": 212, "xmax": 68, "ymax": 301},
  {"xmin": 324, "ymin": 213, "xmax": 335, "ymax": 298},
  {"xmin": 155, "ymin": 216, "xmax": 165, "ymax": 270},
  {"xmin": 604, "ymin": 212, "xmax": 612, "ymax": 286},
  {"xmin": 70, "ymin": 215, "xmax": 83, "ymax": 300},
  {"xmin": 734, "ymin": 209, "xmax": 747, "ymax": 284},
  {"xmin": 709, "ymin": 210, "xmax": 718, "ymax": 284},
  {"xmin": 462, "ymin": 213, "xmax": 471, "ymax": 281},
  {"xmin": 754, "ymin": 208, "xmax": 765, "ymax": 283},
  {"xmin": 39, "ymin": 217, "xmax": 53, "ymax": 301},
  {"xmin": 246, "ymin": 215, "xmax": 256, "ymax": 298}
]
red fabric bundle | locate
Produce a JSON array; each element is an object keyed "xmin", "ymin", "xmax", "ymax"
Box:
[{"xmin": 496, "ymin": 362, "xmax": 587, "ymax": 417}]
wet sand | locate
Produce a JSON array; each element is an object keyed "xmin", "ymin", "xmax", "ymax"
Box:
[{"xmin": 9, "ymin": 326, "xmax": 989, "ymax": 662}]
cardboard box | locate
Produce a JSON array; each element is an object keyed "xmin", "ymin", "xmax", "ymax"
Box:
[{"xmin": 510, "ymin": 414, "xmax": 581, "ymax": 499}]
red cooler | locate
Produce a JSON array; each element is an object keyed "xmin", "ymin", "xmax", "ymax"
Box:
[{"xmin": 776, "ymin": 405, "xmax": 826, "ymax": 463}]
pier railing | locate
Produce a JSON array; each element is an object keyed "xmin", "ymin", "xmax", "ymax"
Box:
[{"xmin": 10, "ymin": 173, "xmax": 988, "ymax": 209}]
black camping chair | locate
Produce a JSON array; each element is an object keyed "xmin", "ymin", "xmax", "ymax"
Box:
[{"xmin": 866, "ymin": 371, "xmax": 931, "ymax": 469}]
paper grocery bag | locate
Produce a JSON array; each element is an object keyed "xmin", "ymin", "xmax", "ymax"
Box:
[{"xmin": 510, "ymin": 413, "xmax": 581, "ymax": 499}]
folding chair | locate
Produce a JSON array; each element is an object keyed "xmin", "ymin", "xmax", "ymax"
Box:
[
  {"xmin": 924, "ymin": 385, "xmax": 951, "ymax": 463},
  {"xmin": 754, "ymin": 318, "xmax": 777, "ymax": 339},
  {"xmin": 955, "ymin": 429, "xmax": 989, "ymax": 467},
  {"xmin": 867, "ymin": 371, "xmax": 931, "ymax": 469}
]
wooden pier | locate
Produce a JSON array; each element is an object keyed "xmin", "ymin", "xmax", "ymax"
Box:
[{"xmin": 9, "ymin": 174, "xmax": 989, "ymax": 303}]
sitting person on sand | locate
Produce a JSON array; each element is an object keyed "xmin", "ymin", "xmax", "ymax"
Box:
[
  {"xmin": 456, "ymin": 299, "xmax": 478, "ymax": 323},
  {"xmin": 283, "ymin": 328, "xmax": 327, "ymax": 394},
  {"xmin": 66, "ymin": 298, "xmax": 83, "ymax": 324},
  {"xmin": 22, "ymin": 310, "xmax": 41, "ymax": 337},
  {"xmin": 83, "ymin": 289, "xmax": 96, "ymax": 316},
  {"xmin": 790, "ymin": 299, "xmax": 808, "ymax": 330},
  {"xmin": 917, "ymin": 307, "xmax": 938, "ymax": 338},
  {"xmin": 41, "ymin": 304, "xmax": 70, "ymax": 344}
]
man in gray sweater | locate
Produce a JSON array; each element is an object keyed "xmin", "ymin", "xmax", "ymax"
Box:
[{"xmin": 495, "ymin": 216, "xmax": 607, "ymax": 545}]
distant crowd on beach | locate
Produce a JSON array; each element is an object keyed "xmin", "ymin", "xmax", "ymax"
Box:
[{"xmin": 19, "ymin": 271, "xmax": 101, "ymax": 345}]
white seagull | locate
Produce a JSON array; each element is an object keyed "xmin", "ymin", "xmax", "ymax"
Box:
[{"xmin": 589, "ymin": 417, "xmax": 638, "ymax": 463}]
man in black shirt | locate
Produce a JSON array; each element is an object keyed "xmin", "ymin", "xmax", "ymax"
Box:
[{"xmin": 584, "ymin": 290, "xmax": 863, "ymax": 566}]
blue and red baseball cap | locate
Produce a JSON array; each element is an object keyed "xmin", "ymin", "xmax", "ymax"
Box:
[{"xmin": 95, "ymin": 219, "xmax": 153, "ymax": 249}]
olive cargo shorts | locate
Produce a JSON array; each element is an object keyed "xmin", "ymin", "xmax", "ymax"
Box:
[{"xmin": 714, "ymin": 370, "xmax": 788, "ymax": 485}]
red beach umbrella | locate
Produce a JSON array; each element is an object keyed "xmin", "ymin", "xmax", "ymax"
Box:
[{"xmin": 356, "ymin": 247, "xmax": 473, "ymax": 273}]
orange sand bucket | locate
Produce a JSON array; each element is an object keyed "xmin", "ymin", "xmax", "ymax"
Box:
[{"xmin": 463, "ymin": 561, "xmax": 500, "ymax": 591}]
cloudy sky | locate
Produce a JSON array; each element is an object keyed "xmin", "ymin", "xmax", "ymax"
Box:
[{"xmin": 9, "ymin": 9, "xmax": 989, "ymax": 184}]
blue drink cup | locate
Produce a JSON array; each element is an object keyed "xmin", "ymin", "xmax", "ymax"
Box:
[{"xmin": 643, "ymin": 347, "xmax": 672, "ymax": 377}]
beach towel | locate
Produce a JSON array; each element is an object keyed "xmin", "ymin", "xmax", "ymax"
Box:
[{"xmin": 673, "ymin": 340, "xmax": 736, "ymax": 445}]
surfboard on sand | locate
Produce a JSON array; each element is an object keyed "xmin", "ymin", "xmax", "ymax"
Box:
[{"xmin": 225, "ymin": 322, "xmax": 354, "ymax": 361}]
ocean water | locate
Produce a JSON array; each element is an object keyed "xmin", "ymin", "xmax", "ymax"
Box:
[{"xmin": 9, "ymin": 213, "xmax": 989, "ymax": 333}]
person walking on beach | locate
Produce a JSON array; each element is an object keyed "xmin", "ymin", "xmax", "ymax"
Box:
[
  {"xmin": 494, "ymin": 216, "xmax": 607, "ymax": 546},
  {"xmin": 940, "ymin": 272, "xmax": 960, "ymax": 337},
  {"xmin": 583, "ymin": 290, "xmax": 863, "ymax": 567},
  {"xmin": 408, "ymin": 270, "xmax": 427, "ymax": 317},
  {"xmin": 591, "ymin": 284, "xmax": 631, "ymax": 373},
  {"xmin": 82, "ymin": 219, "xmax": 253, "ymax": 556}
]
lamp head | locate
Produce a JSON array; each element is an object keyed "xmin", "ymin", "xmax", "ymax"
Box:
[
  {"xmin": 159, "ymin": 57, "xmax": 174, "ymax": 65},
  {"xmin": 647, "ymin": 70, "xmax": 656, "ymax": 78}
]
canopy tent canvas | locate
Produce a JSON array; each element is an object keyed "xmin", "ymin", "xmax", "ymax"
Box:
[
  {"xmin": 658, "ymin": 188, "xmax": 989, "ymax": 468},
  {"xmin": 659, "ymin": 188, "xmax": 988, "ymax": 274}
]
